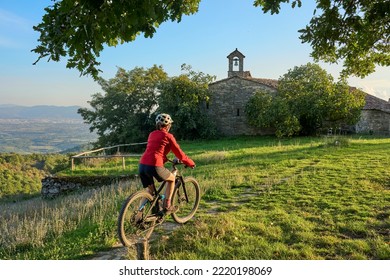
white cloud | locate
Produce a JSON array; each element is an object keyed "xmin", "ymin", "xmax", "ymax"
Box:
[
  {"xmin": 348, "ymin": 78, "xmax": 390, "ymax": 101},
  {"xmin": 0, "ymin": 9, "xmax": 33, "ymax": 49},
  {"xmin": 0, "ymin": 8, "xmax": 31, "ymax": 31},
  {"xmin": 315, "ymin": 62, "xmax": 390, "ymax": 102}
]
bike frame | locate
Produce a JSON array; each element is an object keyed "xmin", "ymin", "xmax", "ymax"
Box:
[
  {"xmin": 140, "ymin": 162, "xmax": 189, "ymax": 217},
  {"xmin": 118, "ymin": 160, "xmax": 199, "ymax": 247}
]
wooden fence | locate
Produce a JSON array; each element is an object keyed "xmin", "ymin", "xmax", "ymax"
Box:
[{"xmin": 70, "ymin": 142, "xmax": 147, "ymax": 170}]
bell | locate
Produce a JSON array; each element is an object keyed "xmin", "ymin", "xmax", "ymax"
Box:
[{"xmin": 233, "ymin": 58, "xmax": 239, "ymax": 66}]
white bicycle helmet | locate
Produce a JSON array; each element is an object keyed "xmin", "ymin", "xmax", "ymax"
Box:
[{"xmin": 155, "ymin": 113, "xmax": 173, "ymax": 126}]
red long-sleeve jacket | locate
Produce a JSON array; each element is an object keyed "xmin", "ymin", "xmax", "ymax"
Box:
[{"xmin": 140, "ymin": 129, "xmax": 195, "ymax": 167}]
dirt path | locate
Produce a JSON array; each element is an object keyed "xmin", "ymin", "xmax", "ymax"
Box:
[
  {"xmin": 89, "ymin": 221, "xmax": 180, "ymax": 260},
  {"xmin": 90, "ymin": 244, "xmax": 130, "ymax": 260}
]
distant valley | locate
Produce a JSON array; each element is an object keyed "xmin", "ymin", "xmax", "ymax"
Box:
[
  {"xmin": 0, "ymin": 104, "xmax": 83, "ymax": 119},
  {"xmin": 0, "ymin": 105, "xmax": 96, "ymax": 154}
]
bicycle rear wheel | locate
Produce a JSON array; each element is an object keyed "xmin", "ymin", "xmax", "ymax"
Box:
[
  {"xmin": 171, "ymin": 176, "xmax": 200, "ymax": 224},
  {"xmin": 117, "ymin": 190, "xmax": 156, "ymax": 247}
]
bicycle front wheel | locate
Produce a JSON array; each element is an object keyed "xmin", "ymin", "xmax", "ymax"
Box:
[
  {"xmin": 117, "ymin": 190, "xmax": 156, "ymax": 247},
  {"xmin": 171, "ymin": 176, "xmax": 200, "ymax": 224}
]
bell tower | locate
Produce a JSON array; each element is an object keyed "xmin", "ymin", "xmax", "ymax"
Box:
[{"xmin": 227, "ymin": 48, "xmax": 249, "ymax": 78}]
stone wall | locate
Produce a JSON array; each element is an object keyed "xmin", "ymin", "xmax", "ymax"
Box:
[
  {"xmin": 41, "ymin": 175, "xmax": 135, "ymax": 199},
  {"xmin": 207, "ymin": 77, "xmax": 277, "ymax": 136},
  {"xmin": 355, "ymin": 110, "xmax": 390, "ymax": 135}
]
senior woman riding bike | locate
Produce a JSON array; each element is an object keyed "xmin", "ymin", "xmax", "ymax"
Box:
[{"xmin": 138, "ymin": 113, "xmax": 196, "ymax": 215}]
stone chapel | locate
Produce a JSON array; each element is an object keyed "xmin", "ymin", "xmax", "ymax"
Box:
[
  {"xmin": 206, "ymin": 49, "xmax": 390, "ymax": 136},
  {"xmin": 207, "ymin": 49, "xmax": 278, "ymax": 136}
]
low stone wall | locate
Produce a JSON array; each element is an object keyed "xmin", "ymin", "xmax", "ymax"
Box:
[{"xmin": 41, "ymin": 175, "xmax": 136, "ymax": 199}]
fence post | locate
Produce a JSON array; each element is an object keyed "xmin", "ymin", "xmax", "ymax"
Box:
[
  {"xmin": 122, "ymin": 156, "xmax": 125, "ymax": 170},
  {"xmin": 71, "ymin": 157, "xmax": 75, "ymax": 171}
]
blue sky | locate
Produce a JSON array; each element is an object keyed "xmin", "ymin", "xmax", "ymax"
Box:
[{"xmin": 0, "ymin": 0, "xmax": 389, "ymax": 107}]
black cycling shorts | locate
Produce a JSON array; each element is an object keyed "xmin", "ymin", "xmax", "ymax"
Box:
[{"xmin": 139, "ymin": 164, "xmax": 172, "ymax": 188}]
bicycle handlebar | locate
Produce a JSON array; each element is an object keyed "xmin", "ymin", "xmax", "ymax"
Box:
[{"xmin": 167, "ymin": 158, "xmax": 195, "ymax": 169}]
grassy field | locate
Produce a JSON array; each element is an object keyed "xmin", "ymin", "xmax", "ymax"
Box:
[{"xmin": 0, "ymin": 135, "xmax": 389, "ymax": 259}]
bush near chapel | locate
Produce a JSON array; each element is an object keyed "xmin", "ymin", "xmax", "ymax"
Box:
[{"xmin": 246, "ymin": 63, "xmax": 366, "ymax": 137}]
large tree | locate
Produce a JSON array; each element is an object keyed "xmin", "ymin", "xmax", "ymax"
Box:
[
  {"xmin": 78, "ymin": 65, "xmax": 168, "ymax": 147},
  {"xmin": 33, "ymin": 0, "xmax": 389, "ymax": 79},
  {"xmin": 245, "ymin": 63, "xmax": 366, "ymax": 137},
  {"xmin": 32, "ymin": 0, "xmax": 201, "ymax": 79},
  {"xmin": 78, "ymin": 64, "xmax": 216, "ymax": 146},
  {"xmin": 158, "ymin": 64, "xmax": 217, "ymax": 140}
]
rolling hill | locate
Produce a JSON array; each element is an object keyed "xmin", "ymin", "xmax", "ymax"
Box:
[{"xmin": 0, "ymin": 105, "xmax": 96, "ymax": 153}]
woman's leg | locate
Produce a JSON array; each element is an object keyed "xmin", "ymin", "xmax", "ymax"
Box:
[
  {"xmin": 147, "ymin": 184, "xmax": 155, "ymax": 196},
  {"xmin": 139, "ymin": 184, "xmax": 154, "ymax": 209},
  {"xmin": 164, "ymin": 173, "xmax": 176, "ymax": 209}
]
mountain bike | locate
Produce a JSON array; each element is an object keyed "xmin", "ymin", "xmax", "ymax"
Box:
[{"xmin": 118, "ymin": 159, "xmax": 200, "ymax": 247}]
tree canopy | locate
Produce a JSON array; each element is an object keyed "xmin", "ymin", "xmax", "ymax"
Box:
[
  {"xmin": 256, "ymin": 0, "xmax": 390, "ymax": 78},
  {"xmin": 78, "ymin": 65, "xmax": 168, "ymax": 146},
  {"xmin": 32, "ymin": 0, "xmax": 201, "ymax": 79},
  {"xmin": 158, "ymin": 64, "xmax": 216, "ymax": 139},
  {"xmin": 245, "ymin": 63, "xmax": 366, "ymax": 137},
  {"xmin": 78, "ymin": 64, "xmax": 216, "ymax": 147},
  {"xmin": 33, "ymin": 0, "xmax": 389, "ymax": 79},
  {"xmin": 0, "ymin": 153, "xmax": 68, "ymax": 200}
]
